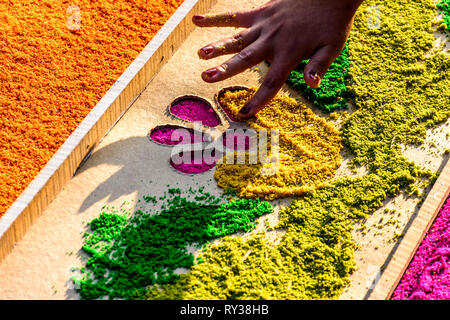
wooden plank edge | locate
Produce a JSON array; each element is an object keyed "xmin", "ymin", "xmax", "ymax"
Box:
[
  {"xmin": 384, "ymin": 160, "xmax": 450, "ymax": 299},
  {"xmin": 370, "ymin": 158, "xmax": 450, "ymax": 300},
  {"xmin": 0, "ymin": 0, "xmax": 217, "ymax": 262}
]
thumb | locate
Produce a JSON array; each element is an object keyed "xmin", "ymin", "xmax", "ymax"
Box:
[{"xmin": 303, "ymin": 45, "xmax": 339, "ymax": 89}]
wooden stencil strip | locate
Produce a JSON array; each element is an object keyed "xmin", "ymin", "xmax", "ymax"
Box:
[
  {"xmin": 0, "ymin": 0, "xmax": 217, "ymax": 262},
  {"xmin": 368, "ymin": 158, "xmax": 450, "ymax": 299}
]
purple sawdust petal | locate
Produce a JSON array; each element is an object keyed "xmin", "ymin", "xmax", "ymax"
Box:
[
  {"xmin": 170, "ymin": 97, "xmax": 221, "ymax": 127},
  {"xmin": 149, "ymin": 125, "xmax": 210, "ymax": 146},
  {"xmin": 170, "ymin": 150, "xmax": 217, "ymax": 174},
  {"xmin": 391, "ymin": 196, "xmax": 450, "ymax": 300}
]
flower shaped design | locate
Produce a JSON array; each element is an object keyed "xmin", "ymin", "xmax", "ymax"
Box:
[
  {"xmin": 148, "ymin": 86, "xmax": 253, "ymax": 175},
  {"xmin": 148, "ymin": 86, "xmax": 343, "ymax": 201}
]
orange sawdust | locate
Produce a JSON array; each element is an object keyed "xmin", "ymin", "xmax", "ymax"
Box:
[{"xmin": 0, "ymin": 0, "xmax": 184, "ymax": 216}]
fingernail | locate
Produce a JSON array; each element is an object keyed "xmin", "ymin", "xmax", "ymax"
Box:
[
  {"xmin": 201, "ymin": 46, "xmax": 214, "ymax": 55},
  {"xmin": 193, "ymin": 15, "xmax": 205, "ymax": 21},
  {"xmin": 239, "ymin": 104, "xmax": 251, "ymax": 115},
  {"xmin": 311, "ymin": 72, "xmax": 321, "ymax": 82},
  {"xmin": 204, "ymin": 68, "xmax": 218, "ymax": 78}
]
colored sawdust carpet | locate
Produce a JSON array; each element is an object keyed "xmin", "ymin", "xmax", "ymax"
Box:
[
  {"xmin": 73, "ymin": 0, "xmax": 449, "ymax": 300},
  {"xmin": 145, "ymin": 0, "xmax": 449, "ymax": 300},
  {"xmin": 73, "ymin": 188, "xmax": 272, "ymax": 300}
]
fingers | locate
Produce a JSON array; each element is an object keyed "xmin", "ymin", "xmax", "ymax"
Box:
[
  {"xmin": 198, "ymin": 28, "xmax": 260, "ymax": 60},
  {"xmin": 193, "ymin": 10, "xmax": 255, "ymax": 28},
  {"xmin": 303, "ymin": 45, "xmax": 340, "ymax": 88},
  {"xmin": 201, "ymin": 40, "xmax": 266, "ymax": 83},
  {"xmin": 238, "ymin": 59, "xmax": 290, "ymax": 119}
]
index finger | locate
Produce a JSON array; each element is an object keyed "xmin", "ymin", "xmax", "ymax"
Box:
[
  {"xmin": 238, "ymin": 60, "xmax": 290, "ymax": 119},
  {"xmin": 193, "ymin": 10, "xmax": 255, "ymax": 28}
]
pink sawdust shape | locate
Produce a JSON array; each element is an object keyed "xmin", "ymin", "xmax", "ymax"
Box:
[
  {"xmin": 150, "ymin": 125, "xmax": 208, "ymax": 145},
  {"xmin": 170, "ymin": 151, "xmax": 216, "ymax": 174},
  {"xmin": 391, "ymin": 196, "xmax": 450, "ymax": 300},
  {"xmin": 170, "ymin": 98, "xmax": 221, "ymax": 127}
]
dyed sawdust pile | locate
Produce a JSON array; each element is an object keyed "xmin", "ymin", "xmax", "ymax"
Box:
[
  {"xmin": 74, "ymin": 187, "xmax": 272, "ymax": 300},
  {"xmin": 0, "ymin": 0, "xmax": 184, "ymax": 216},
  {"xmin": 170, "ymin": 97, "xmax": 221, "ymax": 127},
  {"xmin": 145, "ymin": 180, "xmax": 373, "ymax": 300}
]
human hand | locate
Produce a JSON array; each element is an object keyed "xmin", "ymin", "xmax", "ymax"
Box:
[{"xmin": 193, "ymin": 0, "xmax": 363, "ymax": 119}]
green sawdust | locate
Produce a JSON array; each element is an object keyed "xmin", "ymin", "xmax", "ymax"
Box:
[
  {"xmin": 145, "ymin": 174, "xmax": 396, "ymax": 300},
  {"xmin": 344, "ymin": 0, "xmax": 449, "ymax": 172},
  {"xmin": 438, "ymin": 0, "xmax": 450, "ymax": 31},
  {"xmin": 287, "ymin": 42, "xmax": 351, "ymax": 113},
  {"xmin": 143, "ymin": 0, "xmax": 449, "ymax": 300},
  {"xmin": 73, "ymin": 188, "xmax": 272, "ymax": 300}
]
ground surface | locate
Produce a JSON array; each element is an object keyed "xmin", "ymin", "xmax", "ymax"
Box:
[{"xmin": 0, "ymin": 0, "xmax": 448, "ymax": 299}]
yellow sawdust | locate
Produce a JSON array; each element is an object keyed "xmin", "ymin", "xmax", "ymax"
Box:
[{"xmin": 214, "ymin": 87, "xmax": 343, "ymax": 200}]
